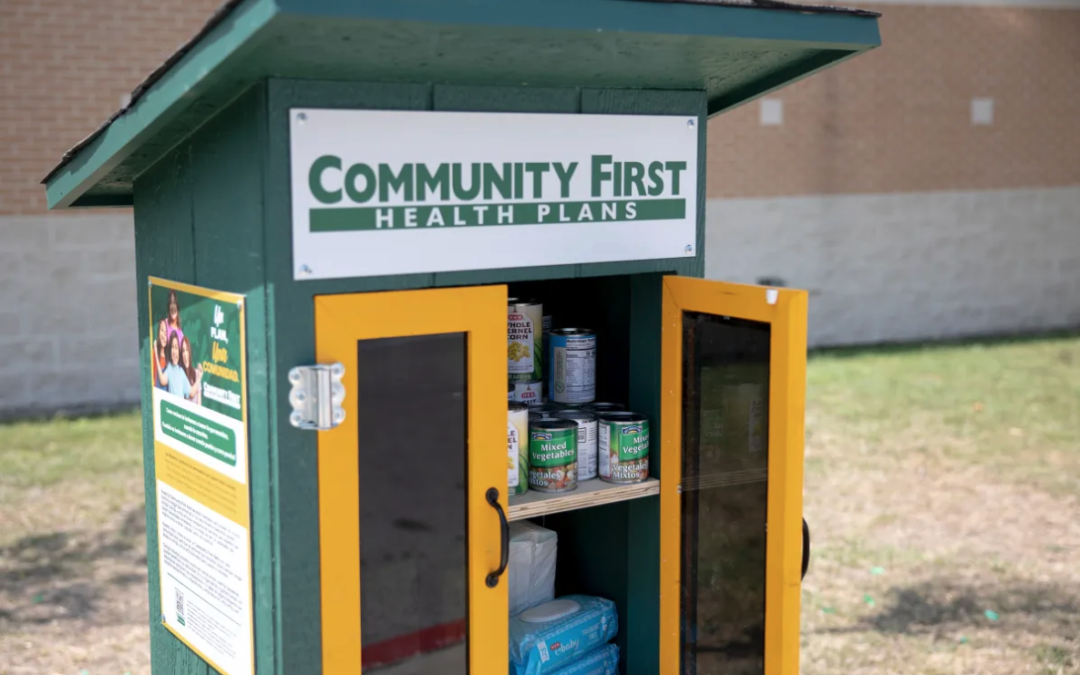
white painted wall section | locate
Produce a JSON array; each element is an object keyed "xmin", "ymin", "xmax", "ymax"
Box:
[
  {"xmin": 705, "ymin": 187, "xmax": 1080, "ymax": 346},
  {"xmin": 0, "ymin": 213, "xmax": 139, "ymax": 415}
]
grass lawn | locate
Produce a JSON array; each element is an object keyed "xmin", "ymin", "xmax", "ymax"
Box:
[
  {"xmin": 803, "ymin": 333, "xmax": 1080, "ymax": 675},
  {"xmin": 0, "ymin": 334, "xmax": 1077, "ymax": 674}
]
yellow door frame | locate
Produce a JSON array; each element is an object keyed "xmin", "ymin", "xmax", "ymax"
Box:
[
  {"xmin": 659, "ymin": 276, "xmax": 808, "ymax": 675},
  {"xmin": 314, "ymin": 285, "xmax": 509, "ymax": 674}
]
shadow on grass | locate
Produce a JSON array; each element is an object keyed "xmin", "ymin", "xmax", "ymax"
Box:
[
  {"xmin": 0, "ymin": 506, "xmax": 147, "ymax": 625},
  {"xmin": 815, "ymin": 576, "xmax": 1080, "ymax": 639},
  {"xmin": 809, "ymin": 328, "xmax": 1080, "ymax": 360}
]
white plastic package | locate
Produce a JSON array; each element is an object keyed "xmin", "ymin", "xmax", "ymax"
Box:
[{"xmin": 507, "ymin": 520, "xmax": 558, "ymax": 617}]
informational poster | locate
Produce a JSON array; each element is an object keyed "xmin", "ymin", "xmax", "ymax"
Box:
[
  {"xmin": 148, "ymin": 277, "xmax": 253, "ymax": 675},
  {"xmin": 290, "ymin": 109, "xmax": 699, "ymax": 280}
]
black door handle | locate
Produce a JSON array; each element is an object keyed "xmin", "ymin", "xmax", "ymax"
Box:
[
  {"xmin": 486, "ymin": 488, "xmax": 509, "ymax": 588},
  {"xmin": 801, "ymin": 518, "xmax": 811, "ymax": 581}
]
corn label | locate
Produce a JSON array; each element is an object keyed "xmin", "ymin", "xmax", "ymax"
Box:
[{"xmin": 508, "ymin": 302, "xmax": 543, "ymax": 381}]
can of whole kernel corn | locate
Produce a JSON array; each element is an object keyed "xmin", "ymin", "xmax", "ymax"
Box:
[
  {"xmin": 598, "ymin": 412, "xmax": 650, "ymax": 484},
  {"xmin": 508, "ymin": 402, "xmax": 529, "ymax": 496},
  {"xmin": 512, "ymin": 380, "xmax": 543, "ymax": 407},
  {"xmin": 528, "ymin": 419, "xmax": 578, "ymax": 492},
  {"xmin": 508, "ymin": 299, "xmax": 543, "ymax": 383}
]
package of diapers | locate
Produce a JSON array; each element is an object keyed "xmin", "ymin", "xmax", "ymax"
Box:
[
  {"xmin": 545, "ymin": 644, "xmax": 619, "ymax": 675},
  {"xmin": 510, "ymin": 595, "xmax": 618, "ymax": 675}
]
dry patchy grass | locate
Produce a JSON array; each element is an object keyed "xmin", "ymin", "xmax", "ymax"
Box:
[
  {"xmin": 0, "ymin": 413, "xmax": 150, "ymax": 675},
  {"xmin": 802, "ymin": 334, "xmax": 1080, "ymax": 675}
]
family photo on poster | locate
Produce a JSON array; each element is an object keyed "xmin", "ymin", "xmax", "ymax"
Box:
[
  {"xmin": 152, "ymin": 289, "xmax": 204, "ymax": 404},
  {"xmin": 148, "ymin": 281, "xmax": 244, "ymax": 419}
]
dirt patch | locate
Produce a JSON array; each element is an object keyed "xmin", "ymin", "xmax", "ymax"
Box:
[{"xmin": 0, "ymin": 478, "xmax": 151, "ymax": 675}]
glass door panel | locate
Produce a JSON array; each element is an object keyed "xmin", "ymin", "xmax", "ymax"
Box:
[
  {"xmin": 316, "ymin": 286, "xmax": 508, "ymax": 675},
  {"xmin": 357, "ymin": 333, "xmax": 468, "ymax": 673},
  {"xmin": 660, "ymin": 277, "xmax": 807, "ymax": 675}
]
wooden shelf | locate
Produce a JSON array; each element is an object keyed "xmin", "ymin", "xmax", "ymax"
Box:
[{"xmin": 508, "ymin": 478, "xmax": 660, "ymax": 521}]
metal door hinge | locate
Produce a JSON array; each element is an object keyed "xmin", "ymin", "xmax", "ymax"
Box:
[{"xmin": 288, "ymin": 363, "xmax": 346, "ymax": 430}]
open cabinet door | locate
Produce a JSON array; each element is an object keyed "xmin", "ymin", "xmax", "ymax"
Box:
[
  {"xmin": 659, "ymin": 277, "xmax": 808, "ymax": 675},
  {"xmin": 315, "ymin": 286, "xmax": 508, "ymax": 675}
]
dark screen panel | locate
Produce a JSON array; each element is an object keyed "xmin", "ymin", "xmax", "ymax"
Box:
[
  {"xmin": 357, "ymin": 333, "xmax": 469, "ymax": 673},
  {"xmin": 680, "ymin": 313, "xmax": 770, "ymax": 675}
]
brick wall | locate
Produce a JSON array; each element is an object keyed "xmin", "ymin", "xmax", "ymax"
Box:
[
  {"xmin": 706, "ymin": 5, "xmax": 1080, "ymax": 198},
  {"xmin": 0, "ymin": 0, "xmax": 221, "ymax": 215},
  {"xmin": 0, "ymin": 0, "xmax": 219, "ymax": 416}
]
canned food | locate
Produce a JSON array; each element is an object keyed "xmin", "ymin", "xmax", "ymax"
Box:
[
  {"xmin": 583, "ymin": 402, "xmax": 625, "ymax": 414},
  {"xmin": 512, "ymin": 380, "xmax": 543, "ymax": 407},
  {"xmin": 508, "ymin": 403, "xmax": 529, "ymax": 496},
  {"xmin": 528, "ymin": 419, "xmax": 578, "ymax": 492},
  {"xmin": 542, "ymin": 314, "xmax": 553, "ymax": 396},
  {"xmin": 508, "ymin": 299, "xmax": 543, "ymax": 383},
  {"xmin": 598, "ymin": 412, "xmax": 650, "ymax": 484},
  {"xmin": 555, "ymin": 410, "xmax": 599, "ymax": 481},
  {"xmin": 508, "ymin": 382, "xmax": 515, "ymax": 402},
  {"xmin": 549, "ymin": 328, "xmax": 596, "ymax": 404},
  {"xmin": 532, "ymin": 402, "xmax": 561, "ymax": 417}
]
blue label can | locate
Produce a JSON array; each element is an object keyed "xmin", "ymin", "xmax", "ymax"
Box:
[{"xmin": 548, "ymin": 328, "xmax": 596, "ymax": 404}]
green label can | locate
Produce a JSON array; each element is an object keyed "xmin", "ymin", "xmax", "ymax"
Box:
[
  {"xmin": 508, "ymin": 402, "xmax": 529, "ymax": 496},
  {"xmin": 598, "ymin": 412, "xmax": 650, "ymax": 484},
  {"xmin": 508, "ymin": 299, "xmax": 543, "ymax": 383},
  {"xmin": 528, "ymin": 419, "xmax": 578, "ymax": 492}
]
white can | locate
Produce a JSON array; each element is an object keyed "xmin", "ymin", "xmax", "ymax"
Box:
[
  {"xmin": 555, "ymin": 410, "xmax": 599, "ymax": 481},
  {"xmin": 508, "ymin": 402, "xmax": 529, "ymax": 496},
  {"xmin": 548, "ymin": 328, "xmax": 597, "ymax": 404},
  {"xmin": 512, "ymin": 380, "xmax": 543, "ymax": 406}
]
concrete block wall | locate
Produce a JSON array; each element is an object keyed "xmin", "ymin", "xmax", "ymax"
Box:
[
  {"xmin": 0, "ymin": 214, "xmax": 139, "ymax": 416},
  {"xmin": 706, "ymin": 187, "xmax": 1080, "ymax": 346}
]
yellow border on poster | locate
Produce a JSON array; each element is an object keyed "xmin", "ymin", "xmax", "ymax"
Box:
[
  {"xmin": 659, "ymin": 276, "xmax": 808, "ymax": 675},
  {"xmin": 148, "ymin": 276, "xmax": 254, "ymax": 675},
  {"xmin": 315, "ymin": 285, "xmax": 508, "ymax": 675}
]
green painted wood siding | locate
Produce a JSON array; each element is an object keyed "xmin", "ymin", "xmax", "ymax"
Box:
[{"xmin": 134, "ymin": 77, "xmax": 706, "ymax": 674}]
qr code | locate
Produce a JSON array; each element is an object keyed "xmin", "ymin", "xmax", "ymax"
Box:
[{"xmin": 175, "ymin": 589, "xmax": 186, "ymax": 625}]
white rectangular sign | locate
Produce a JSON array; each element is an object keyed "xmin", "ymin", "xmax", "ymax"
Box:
[{"xmin": 289, "ymin": 109, "xmax": 698, "ymax": 280}]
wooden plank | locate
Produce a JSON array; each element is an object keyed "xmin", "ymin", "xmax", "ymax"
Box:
[
  {"xmin": 133, "ymin": 128, "xmax": 208, "ymax": 675},
  {"xmin": 509, "ymin": 478, "xmax": 659, "ymax": 521},
  {"xmin": 188, "ymin": 84, "xmax": 274, "ymax": 675}
]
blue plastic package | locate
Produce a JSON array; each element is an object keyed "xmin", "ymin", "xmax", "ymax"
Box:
[
  {"xmin": 510, "ymin": 595, "xmax": 618, "ymax": 675},
  {"xmin": 545, "ymin": 644, "xmax": 619, "ymax": 675}
]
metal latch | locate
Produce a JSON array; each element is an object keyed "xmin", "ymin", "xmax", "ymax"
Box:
[{"xmin": 288, "ymin": 363, "xmax": 346, "ymax": 430}]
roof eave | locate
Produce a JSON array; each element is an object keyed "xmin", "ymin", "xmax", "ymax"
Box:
[{"xmin": 44, "ymin": 0, "xmax": 880, "ymax": 210}]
